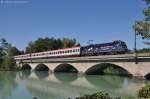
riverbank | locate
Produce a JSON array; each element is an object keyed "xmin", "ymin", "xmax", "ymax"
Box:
[{"xmin": 75, "ymin": 83, "xmax": 150, "ymax": 99}]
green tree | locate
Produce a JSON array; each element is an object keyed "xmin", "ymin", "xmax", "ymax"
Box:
[
  {"xmin": 25, "ymin": 37, "xmax": 79, "ymax": 53},
  {"xmin": 0, "ymin": 37, "xmax": 20, "ymax": 70},
  {"xmin": 0, "ymin": 38, "xmax": 9, "ymax": 65},
  {"xmin": 62, "ymin": 38, "xmax": 76, "ymax": 48},
  {"xmin": 26, "ymin": 37, "xmax": 56, "ymax": 53},
  {"xmin": 8, "ymin": 46, "xmax": 21, "ymax": 56},
  {"xmin": 134, "ymin": 0, "xmax": 150, "ymax": 44},
  {"xmin": 1, "ymin": 44, "xmax": 20, "ymax": 70},
  {"xmin": 1, "ymin": 56, "xmax": 16, "ymax": 70}
]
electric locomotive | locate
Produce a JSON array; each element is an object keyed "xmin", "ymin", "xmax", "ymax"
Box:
[{"xmin": 80, "ymin": 40, "xmax": 128, "ymax": 56}]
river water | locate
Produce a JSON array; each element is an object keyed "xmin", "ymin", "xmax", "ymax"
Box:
[{"xmin": 0, "ymin": 71, "xmax": 146, "ymax": 99}]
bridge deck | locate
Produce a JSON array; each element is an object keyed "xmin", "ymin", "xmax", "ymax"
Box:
[{"xmin": 19, "ymin": 53, "xmax": 150, "ymax": 63}]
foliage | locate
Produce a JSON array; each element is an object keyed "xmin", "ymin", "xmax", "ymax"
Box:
[
  {"xmin": 75, "ymin": 91, "xmax": 121, "ymax": 99},
  {"xmin": 0, "ymin": 37, "xmax": 21, "ymax": 70},
  {"xmin": 138, "ymin": 83, "xmax": 150, "ymax": 98},
  {"xmin": 61, "ymin": 38, "xmax": 77, "ymax": 48},
  {"xmin": 8, "ymin": 46, "xmax": 21, "ymax": 56},
  {"xmin": 1, "ymin": 56, "xmax": 16, "ymax": 70},
  {"xmin": 25, "ymin": 37, "xmax": 79, "ymax": 53},
  {"xmin": 134, "ymin": 0, "xmax": 150, "ymax": 44},
  {"xmin": 0, "ymin": 38, "xmax": 9, "ymax": 64}
]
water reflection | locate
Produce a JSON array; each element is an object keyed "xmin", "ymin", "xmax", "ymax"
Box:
[
  {"xmin": 20, "ymin": 70, "xmax": 31, "ymax": 79},
  {"xmin": 85, "ymin": 75, "xmax": 124, "ymax": 89},
  {"xmin": 0, "ymin": 71, "xmax": 146, "ymax": 99},
  {"xmin": 85, "ymin": 75, "xmax": 143, "ymax": 97},
  {"xmin": 54, "ymin": 73, "xmax": 78, "ymax": 83},
  {"xmin": 34, "ymin": 71, "xmax": 49, "ymax": 79},
  {"xmin": 0, "ymin": 71, "xmax": 17, "ymax": 99}
]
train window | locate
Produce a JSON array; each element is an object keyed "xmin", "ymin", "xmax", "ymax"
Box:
[{"xmin": 75, "ymin": 49, "xmax": 77, "ymax": 52}]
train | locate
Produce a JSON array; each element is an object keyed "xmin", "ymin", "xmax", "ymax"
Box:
[{"xmin": 14, "ymin": 40, "xmax": 128, "ymax": 60}]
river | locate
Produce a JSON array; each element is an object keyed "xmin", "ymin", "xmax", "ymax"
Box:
[{"xmin": 0, "ymin": 71, "xmax": 147, "ymax": 99}]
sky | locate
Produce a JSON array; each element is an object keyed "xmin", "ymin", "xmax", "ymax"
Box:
[{"xmin": 0, "ymin": 0, "xmax": 148, "ymax": 50}]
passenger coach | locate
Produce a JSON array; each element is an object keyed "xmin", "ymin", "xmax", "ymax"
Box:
[{"xmin": 14, "ymin": 47, "xmax": 80, "ymax": 60}]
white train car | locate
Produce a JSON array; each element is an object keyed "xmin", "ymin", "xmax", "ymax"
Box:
[{"xmin": 14, "ymin": 47, "xmax": 81, "ymax": 60}]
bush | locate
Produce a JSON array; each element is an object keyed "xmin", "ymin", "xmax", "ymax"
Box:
[
  {"xmin": 138, "ymin": 83, "xmax": 150, "ymax": 98},
  {"xmin": 1, "ymin": 56, "xmax": 17, "ymax": 70},
  {"xmin": 76, "ymin": 91, "xmax": 121, "ymax": 99}
]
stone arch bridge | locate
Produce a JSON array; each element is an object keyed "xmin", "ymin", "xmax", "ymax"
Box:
[{"xmin": 16, "ymin": 55, "xmax": 150, "ymax": 79}]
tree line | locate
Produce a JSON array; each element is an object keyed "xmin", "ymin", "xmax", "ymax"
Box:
[{"xmin": 25, "ymin": 37, "xmax": 80, "ymax": 53}]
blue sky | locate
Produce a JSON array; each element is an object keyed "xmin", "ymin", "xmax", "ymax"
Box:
[{"xmin": 0, "ymin": 0, "xmax": 148, "ymax": 50}]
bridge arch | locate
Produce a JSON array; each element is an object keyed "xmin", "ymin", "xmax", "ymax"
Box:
[
  {"xmin": 21, "ymin": 64, "xmax": 32, "ymax": 70},
  {"xmin": 34, "ymin": 64, "xmax": 50, "ymax": 71},
  {"xmin": 85, "ymin": 63, "xmax": 132, "ymax": 76},
  {"xmin": 54, "ymin": 63, "xmax": 78, "ymax": 73},
  {"xmin": 145, "ymin": 73, "xmax": 150, "ymax": 80}
]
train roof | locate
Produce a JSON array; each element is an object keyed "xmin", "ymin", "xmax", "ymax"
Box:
[{"xmin": 83, "ymin": 40, "xmax": 126, "ymax": 47}]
